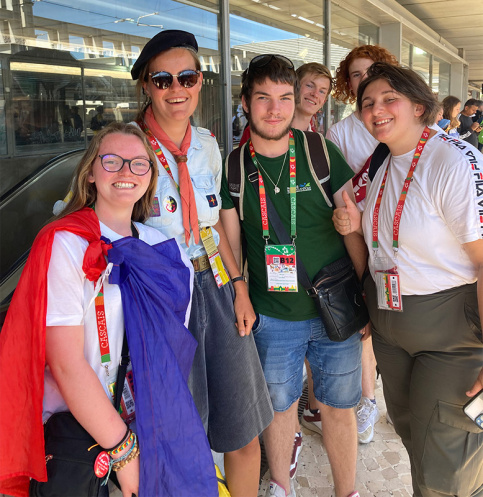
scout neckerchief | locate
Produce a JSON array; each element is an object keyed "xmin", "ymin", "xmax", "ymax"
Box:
[
  {"xmin": 142, "ymin": 107, "xmax": 199, "ymax": 246},
  {"xmin": 372, "ymin": 126, "xmax": 430, "ymax": 311},
  {"xmin": 248, "ymin": 130, "xmax": 298, "ymax": 292},
  {"xmin": 139, "ymin": 113, "xmax": 228, "ymax": 287}
]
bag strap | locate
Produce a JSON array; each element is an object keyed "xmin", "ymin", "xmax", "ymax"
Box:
[
  {"xmin": 368, "ymin": 142, "xmax": 390, "ymax": 181},
  {"xmin": 243, "ymin": 150, "xmax": 314, "ymax": 293},
  {"xmin": 302, "ymin": 131, "xmax": 333, "ymax": 208},
  {"xmin": 226, "ymin": 144, "xmax": 244, "ymax": 219},
  {"xmin": 113, "ymin": 330, "xmax": 129, "ymax": 412}
]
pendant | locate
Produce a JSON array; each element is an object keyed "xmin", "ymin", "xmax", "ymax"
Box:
[{"xmin": 274, "ymin": 186, "xmax": 280, "ymax": 194}]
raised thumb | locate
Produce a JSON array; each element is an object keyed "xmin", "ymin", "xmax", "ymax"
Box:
[{"xmin": 341, "ymin": 189, "xmax": 356, "ymax": 210}]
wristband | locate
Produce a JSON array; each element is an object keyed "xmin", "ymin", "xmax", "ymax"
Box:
[{"xmin": 231, "ymin": 276, "xmax": 247, "ymax": 284}]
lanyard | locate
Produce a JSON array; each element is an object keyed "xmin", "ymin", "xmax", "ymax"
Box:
[
  {"xmin": 138, "ymin": 120, "xmax": 179, "ymax": 192},
  {"xmin": 249, "ymin": 130, "xmax": 297, "ymax": 241},
  {"xmin": 372, "ymin": 127, "xmax": 430, "ymax": 253},
  {"xmin": 95, "ymin": 284, "xmax": 111, "ymax": 375}
]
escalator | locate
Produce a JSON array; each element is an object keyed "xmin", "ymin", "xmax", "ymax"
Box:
[{"xmin": 0, "ymin": 149, "xmax": 84, "ymax": 324}]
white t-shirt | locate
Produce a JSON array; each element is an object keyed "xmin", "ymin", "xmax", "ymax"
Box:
[
  {"xmin": 43, "ymin": 221, "xmax": 193, "ymax": 421},
  {"xmin": 362, "ymin": 132, "xmax": 483, "ymax": 295},
  {"xmin": 326, "ymin": 113, "xmax": 379, "ymax": 211}
]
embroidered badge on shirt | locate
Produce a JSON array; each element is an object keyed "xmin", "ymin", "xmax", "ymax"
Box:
[
  {"xmin": 163, "ymin": 196, "xmax": 177, "ymax": 213},
  {"xmin": 149, "ymin": 196, "xmax": 161, "ymax": 217},
  {"xmin": 206, "ymin": 194, "xmax": 218, "ymax": 207}
]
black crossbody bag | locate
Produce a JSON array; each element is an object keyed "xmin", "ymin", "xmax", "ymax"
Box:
[
  {"xmin": 29, "ymin": 332, "xmax": 130, "ymax": 497},
  {"xmin": 244, "ymin": 154, "xmax": 369, "ymax": 342}
]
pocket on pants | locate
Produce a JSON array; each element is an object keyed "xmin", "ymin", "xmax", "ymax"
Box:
[{"xmin": 419, "ymin": 400, "xmax": 483, "ymax": 495}]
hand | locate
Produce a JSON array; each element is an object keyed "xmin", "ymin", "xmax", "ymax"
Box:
[
  {"xmin": 332, "ymin": 190, "xmax": 362, "ymax": 236},
  {"xmin": 233, "ymin": 282, "xmax": 256, "ymax": 337},
  {"xmin": 471, "ymin": 121, "xmax": 480, "ymax": 131},
  {"xmin": 359, "ymin": 322, "xmax": 372, "ymax": 342},
  {"xmin": 466, "ymin": 367, "xmax": 483, "ymax": 398},
  {"xmin": 116, "ymin": 453, "xmax": 140, "ymax": 497}
]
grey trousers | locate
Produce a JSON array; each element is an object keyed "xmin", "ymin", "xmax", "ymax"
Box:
[{"xmin": 365, "ymin": 278, "xmax": 483, "ymax": 497}]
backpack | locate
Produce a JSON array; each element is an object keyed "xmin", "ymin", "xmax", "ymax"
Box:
[{"xmin": 226, "ymin": 131, "xmax": 333, "ymax": 220}]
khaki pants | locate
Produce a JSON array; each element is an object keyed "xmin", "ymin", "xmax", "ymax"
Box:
[{"xmin": 365, "ymin": 279, "xmax": 483, "ymax": 497}]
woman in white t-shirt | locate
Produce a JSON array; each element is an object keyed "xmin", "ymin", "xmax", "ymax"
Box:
[
  {"xmin": 333, "ymin": 62, "xmax": 483, "ymax": 497},
  {"xmin": 326, "ymin": 45, "xmax": 399, "ymax": 445},
  {"xmin": 0, "ymin": 122, "xmax": 219, "ymax": 497}
]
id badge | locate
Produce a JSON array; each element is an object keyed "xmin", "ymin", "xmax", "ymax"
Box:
[
  {"xmin": 265, "ymin": 244, "xmax": 298, "ymax": 292},
  {"xmin": 200, "ymin": 227, "xmax": 230, "ymax": 288},
  {"xmin": 107, "ymin": 367, "xmax": 136, "ymax": 424},
  {"xmin": 374, "ymin": 257, "xmax": 403, "ymax": 311}
]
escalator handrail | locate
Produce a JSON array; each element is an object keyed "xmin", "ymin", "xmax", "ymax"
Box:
[{"xmin": 0, "ymin": 147, "xmax": 84, "ymax": 205}]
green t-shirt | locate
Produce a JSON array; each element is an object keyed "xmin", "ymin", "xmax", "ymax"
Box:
[{"xmin": 220, "ymin": 129, "xmax": 354, "ymax": 321}]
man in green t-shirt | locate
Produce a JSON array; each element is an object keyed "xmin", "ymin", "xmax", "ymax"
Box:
[{"xmin": 220, "ymin": 55, "xmax": 368, "ymax": 497}]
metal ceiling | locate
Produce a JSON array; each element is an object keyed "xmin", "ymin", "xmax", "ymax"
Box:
[{"xmin": 394, "ymin": 0, "xmax": 483, "ymax": 88}]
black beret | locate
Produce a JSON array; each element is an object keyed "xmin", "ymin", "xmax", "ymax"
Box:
[{"xmin": 131, "ymin": 30, "xmax": 198, "ymax": 80}]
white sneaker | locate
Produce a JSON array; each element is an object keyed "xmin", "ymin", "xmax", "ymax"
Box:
[
  {"xmin": 266, "ymin": 480, "xmax": 288, "ymax": 497},
  {"xmin": 301, "ymin": 402, "xmax": 322, "ymax": 435},
  {"xmin": 356, "ymin": 397, "xmax": 380, "ymax": 444},
  {"xmin": 266, "ymin": 479, "xmax": 296, "ymax": 497}
]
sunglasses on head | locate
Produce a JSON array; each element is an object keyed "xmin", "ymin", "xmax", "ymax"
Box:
[
  {"xmin": 149, "ymin": 69, "xmax": 200, "ymax": 90},
  {"xmin": 248, "ymin": 54, "xmax": 294, "ymax": 72}
]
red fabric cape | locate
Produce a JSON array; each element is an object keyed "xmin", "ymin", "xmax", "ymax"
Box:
[{"xmin": 0, "ymin": 208, "xmax": 109, "ymax": 497}]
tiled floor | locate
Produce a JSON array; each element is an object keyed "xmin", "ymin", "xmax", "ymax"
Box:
[{"xmin": 258, "ymin": 376, "xmax": 413, "ymax": 497}]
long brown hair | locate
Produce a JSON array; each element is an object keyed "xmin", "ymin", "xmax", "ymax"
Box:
[
  {"xmin": 442, "ymin": 95, "xmax": 461, "ymax": 131},
  {"xmin": 58, "ymin": 122, "xmax": 158, "ymax": 222}
]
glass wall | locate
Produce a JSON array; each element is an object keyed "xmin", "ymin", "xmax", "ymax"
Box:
[
  {"xmin": 0, "ymin": 0, "xmax": 224, "ymax": 189},
  {"xmin": 330, "ymin": 8, "xmax": 379, "ymax": 126},
  {"xmin": 412, "ymin": 46, "xmax": 430, "ymax": 84},
  {"xmin": 229, "ymin": 0, "xmax": 325, "ymax": 143},
  {"xmin": 433, "ymin": 57, "xmax": 451, "ymax": 99}
]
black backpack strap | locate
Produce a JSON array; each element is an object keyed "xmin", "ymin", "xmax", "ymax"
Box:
[
  {"xmin": 302, "ymin": 131, "xmax": 333, "ymax": 208},
  {"xmin": 368, "ymin": 143, "xmax": 390, "ymax": 181},
  {"xmin": 226, "ymin": 143, "xmax": 247, "ymax": 219}
]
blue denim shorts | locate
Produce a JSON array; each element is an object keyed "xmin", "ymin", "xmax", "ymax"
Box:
[{"xmin": 252, "ymin": 314, "xmax": 362, "ymax": 411}]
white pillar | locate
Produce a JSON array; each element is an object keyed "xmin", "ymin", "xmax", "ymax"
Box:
[{"xmin": 380, "ymin": 22, "xmax": 402, "ymax": 61}]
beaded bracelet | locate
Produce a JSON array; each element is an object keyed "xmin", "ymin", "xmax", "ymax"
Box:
[
  {"xmin": 104, "ymin": 425, "xmax": 130, "ymax": 453},
  {"xmin": 108, "ymin": 430, "xmax": 134, "ymax": 456},
  {"xmin": 112, "ymin": 443, "xmax": 140, "ymax": 472}
]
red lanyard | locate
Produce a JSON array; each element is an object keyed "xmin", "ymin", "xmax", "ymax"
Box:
[
  {"xmin": 248, "ymin": 130, "xmax": 297, "ymax": 240},
  {"xmin": 95, "ymin": 284, "xmax": 111, "ymax": 374},
  {"xmin": 138, "ymin": 120, "xmax": 179, "ymax": 191},
  {"xmin": 372, "ymin": 127, "xmax": 430, "ymax": 252}
]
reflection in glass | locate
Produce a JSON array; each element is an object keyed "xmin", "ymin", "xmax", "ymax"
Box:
[
  {"xmin": 0, "ymin": 61, "xmax": 6, "ymax": 155},
  {"xmin": 413, "ymin": 46, "xmax": 430, "ymax": 84}
]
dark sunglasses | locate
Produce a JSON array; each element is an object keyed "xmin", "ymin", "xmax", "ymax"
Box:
[
  {"xmin": 149, "ymin": 69, "xmax": 200, "ymax": 90},
  {"xmin": 248, "ymin": 54, "xmax": 294, "ymax": 72}
]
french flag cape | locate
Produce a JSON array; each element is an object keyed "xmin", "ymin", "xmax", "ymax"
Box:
[{"xmin": 0, "ymin": 207, "xmax": 217, "ymax": 497}]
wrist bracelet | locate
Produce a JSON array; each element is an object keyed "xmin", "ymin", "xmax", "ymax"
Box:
[
  {"xmin": 231, "ymin": 276, "xmax": 247, "ymax": 284},
  {"xmin": 109, "ymin": 430, "xmax": 134, "ymax": 456}
]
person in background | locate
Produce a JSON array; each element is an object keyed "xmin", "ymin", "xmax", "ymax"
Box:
[
  {"xmin": 333, "ymin": 62, "xmax": 483, "ymax": 497},
  {"xmin": 458, "ymin": 98, "xmax": 482, "ymax": 147},
  {"xmin": 130, "ymin": 29, "xmax": 273, "ymax": 497},
  {"xmin": 473, "ymin": 100, "xmax": 483, "ymax": 151},
  {"xmin": 222, "ymin": 53, "xmax": 367, "ymax": 497},
  {"xmin": 0, "ymin": 122, "xmax": 218, "ymax": 497},
  {"xmin": 325, "ymin": 45, "xmax": 398, "ymax": 444},
  {"xmin": 441, "ymin": 95, "xmax": 461, "ymax": 138}
]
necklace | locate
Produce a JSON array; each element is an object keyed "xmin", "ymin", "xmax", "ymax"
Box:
[{"xmin": 257, "ymin": 150, "xmax": 288, "ymax": 194}]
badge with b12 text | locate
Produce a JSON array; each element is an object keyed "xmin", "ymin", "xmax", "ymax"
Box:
[
  {"xmin": 374, "ymin": 257, "xmax": 402, "ymax": 311},
  {"xmin": 107, "ymin": 368, "xmax": 136, "ymax": 424},
  {"xmin": 200, "ymin": 226, "xmax": 230, "ymax": 288},
  {"xmin": 265, "ymin": 244, "xmax": 298, "ymax": 292}
]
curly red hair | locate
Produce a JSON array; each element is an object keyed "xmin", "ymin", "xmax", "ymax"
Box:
[{"xmin": 332, "ymin": 45, "xmax": 399, "ymax": 104}]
